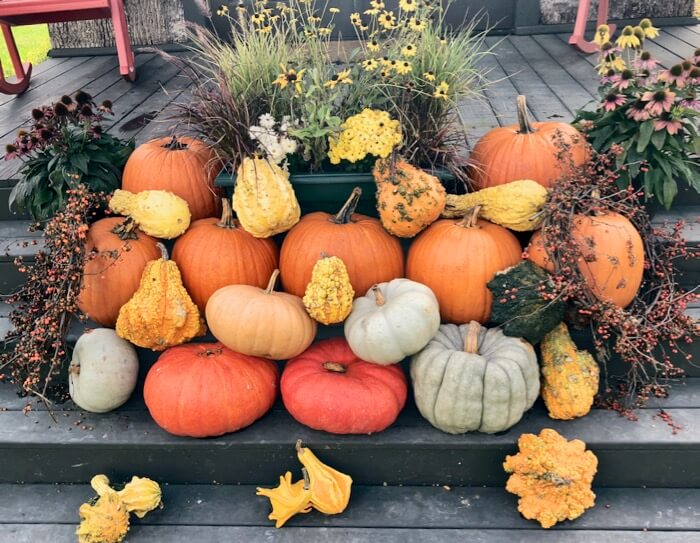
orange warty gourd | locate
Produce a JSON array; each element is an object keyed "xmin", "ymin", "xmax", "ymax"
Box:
[
  {"xmin": 279, "ymin": 188, "xmax": 404, "ymax": 298},
  {"xmin": 172, "ymin": 198, "xmax": 279, "ymax": 312},
  {"xmin": 122, "ymin": 136, "xmax": 223, "ymax": 220},
  {"xmin": 78, "ymin": 218, "xmax": 161, "ymax": 327},
  {"xmin": 407, "ymin": 207, "xmax": 522, "ymax": 323},
  {"xmin": 469, "ymin": 95, "xmax": 588, "ymax": 189},
  {"xmin": 143, "ymin": 342, "xmax": 278, "ymax": 438},
  {"xmin": 527, "ymin": 213, "xmax": 644, "ymax": 308}
]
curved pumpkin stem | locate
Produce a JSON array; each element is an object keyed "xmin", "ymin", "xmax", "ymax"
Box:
[
  {"xmin": 218, "ymin": 198, "xmax": 237, "ymax": 229},
  {"xmin": 457, "ymin": 206, "xmax": 482, "ymax": 228},
  {"xmin": 163, "ymin": 135, "xmax": 189, "ymax": 151},
  {"xmin": 463, "ymin": 321, "xmax": 481, "ymax": 354},
  {"xmin": 156, "ymin": 242, "xmax": 169, "ymax": 261},
  {"xmin": 323, "ymin": 362, "xmax": 348, "ymax": 373},
  {"xmin": 331, "ymin": 187, "xmax": 362, "ymax": 224},
  {"xmin": 301, "ymin": 467, "xmax": 311, "ymax": 490},
  {"xmin": 111, "ymin": 217, "xmax": 139, "ymax": 240},
  {"xmin": 265, "ymin": 269, "xmax": 281, "ymax": 294},
  {"xmin": 516, "ymin": 95, "xmax": 536, "ymax": 135},
  {"xmin": 372, "ymin": 286, "xmax": 386, "ymax": 306}
]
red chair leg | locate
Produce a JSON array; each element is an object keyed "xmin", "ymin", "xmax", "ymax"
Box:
[
  {"xmin": 109, "ymin": 0, "xmax": 136, "ymax": 81},
  {"xmin": 0, "ymin": 23, "xmax": 32, "ymax": 95},
  {"xmin": 568, "ymin": 0, "xmax": 614, "ymax": 54}
]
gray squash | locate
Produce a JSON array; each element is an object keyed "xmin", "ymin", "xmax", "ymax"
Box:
[{"xmin": 410, "ymin": 321, "xmax": 539, "ymax": 434}]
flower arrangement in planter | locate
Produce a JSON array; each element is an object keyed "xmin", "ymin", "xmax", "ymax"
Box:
[{"xmin": 574, "ymin": 20, "xmax": 699, "ymax": 209}]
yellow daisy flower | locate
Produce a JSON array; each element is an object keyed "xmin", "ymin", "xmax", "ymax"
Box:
[
  {"xmin": 324, "ymin": 68, "xmax": 353, "ymax": 89},
  {"xmin": 251, "ymin": 12, "xmax": 266, "ymax": 24},
  {"xmin": 363, "ymin": 58, "xmax": 380, "ymax": 71},
  {"xmin": 350, "ymin": 12, "xmax": 362, "ymax": 25},
  {"xmin": 378, "ymin": 10, "xmax": 396, "ymax": 29},
  {"xmin": 380, "ymin": 56, "xmax": 392, "ymax": 66},
  {"xmin": 616, "ymin": 26, "xmax": 640, "ymax": 49},
  {"xmin": 396, "ymin": 61, "xmax": 412, "ymax": 75},
  {"xmin": 364, "ymin": 0, "xmax": 384, "ymax": 15},
  {"xmin": 273, "ymin": 66, "xmax": 306, "ymax": 94},
  {"xmin": 639, "ymin": 18, "xmax": 659, "ymax": 39},
  {"xmin": 399, "ymin": 0, "xmax": 417, "ymax": 11},
  {"xmin": 423, "ymin": 71, "xmax": 436, "ymax": 81},
  {"xmin": 367, "ymin": 39, "xmax": 381, "ymax": 52},
  {"xmin": 380, "ymin": 69, "xmax": 391, "ymax": 78},
  {"xmin": 593, "ymin": 24, "xmax": 609, "ymax": 45},
  {"xmin": 434, "ymin": 81, "xmax": 449, "ymax": 100},
  {"xmin": 402, "ymin": 44, "xmax": 417, "ymax": 57},
  {"xmin": 408, "ymin": 17, "xmax": 425, "ymax": 31}
]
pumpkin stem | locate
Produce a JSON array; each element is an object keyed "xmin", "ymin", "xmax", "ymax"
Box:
[
  {"xmin": 301, "ymin": 467, "xmax": 311, "ymax": 490},
  {"xmin": 265, "ymin": 269, "xmax": 281, "ymax": 294},
  {"xmin": 372, "ymin": 286, "xmax": 386, "ymax": 306},
  {"xmin": 199, "ymin": 347, "xmax": 223, "ymax": 357},
  {"xmin": 331, "ymin": 187, "xmax": 362, "ymax": 224},
  {"xmin": 323, "ymin": 362, "xmax": 347, "ymax": 373},
  {"xmin": 296, "ymin": 439, "xmax": 303, "ymax": 453},
  {"xmin": 163, "ymin": 135, "xmax": 189, "ymax": 151},
  {"xmin": 218, "ymin": 198, "xmax": 237, "ymax": 229},
  {"xmin": 515, "ymin": 95, "xmax": 536, "ymax": 135},
  {"xmin": 111, "ymin": 217, "xmax": 139, "ymax": 240},
  {"xmin": 156, "ymin": 242, "xmax": 169, "ymax": 261},
  {"xmin": 463, "ymin": 321, "xmax": 481, "ymax": 354},
  {"xmin": 457, "ymin": 206, "xmax": 482, "ymax": 228}
]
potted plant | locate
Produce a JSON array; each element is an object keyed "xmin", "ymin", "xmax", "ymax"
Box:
[{"xmin": 166, "ymin": 0, "xmax": 487, "ymax": 215}]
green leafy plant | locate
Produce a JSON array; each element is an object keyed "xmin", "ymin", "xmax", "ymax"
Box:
[
  {"xmin": 5, "ymin": 91, "xmax": 134, "ymax": 221},
  {"xmin": 573, "ymin": 21, "xmax": 699, "ymax": 209}
]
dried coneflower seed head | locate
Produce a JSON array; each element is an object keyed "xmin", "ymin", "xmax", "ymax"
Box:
[
  {"xmin": 17, "ymin": 130, "xmax": 28, "ymax": 137},
  {"xmin": 53, "ymin": 102, "xmax": 69, "ymax": 116},
  {"xmin": 93, "ymin": 125, "xmax": 103, "ymax": 134},
  {"xmin": 101, "ymin": 100, "xmax": 113, "ymax": 110},
  {"xmin": 31, "ymin": 108, "xmax": 44, "ymax": 120},
  {"xmin": 74, "ymin": 90, "xmax": 92, "ymax": 104},
  {"xmin": 601, "ymin": 41, "xmax": 614, "ymax": 52},
  {"xmin": 689, "ymin": 67, "xmax": 700, "ymax": 78},
  {"xmin": 60, "ymin": 95, "xmax": 73, "ymax": 105},
  {"xmin": 640, "ymin": 51, "xmax": 652, "ymax": 61},
  {"xmin": 670, "ymin": 64, "xmax": 684, "ymax": 76},
  {"xmin": 80, "ymin": 104, "xmax": 93, "ymax": 116},
  {"xmin": 39, "ymin": 129, "xmax": 52, "ymax": 140},
  {"xmin": 5, "ymin": 144, "xmax": 17, "ymax": 153},
  {"xmin": 681, "ymin": 60, "xmax": 692, "ymax": 71}
]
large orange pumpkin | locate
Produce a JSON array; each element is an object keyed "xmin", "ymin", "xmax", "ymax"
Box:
[
  {"xmin": 469, "ymin": 95, "xmax": 588, "ymax": 189},
  {"xmin": 407, "ymin": 207, "xmax": 522, "ymax": 323},
  {"xmin": 122, "ymin": 136, "xmax": 223, "ymax": 220},
  {"xmin": 78, "ymin": 217, "xmax": 160, "ymax": 327},
  {"xmin": 280, "ymin": 188, "xmax": 404, "ymax": 298},
  {"xmin": 172, "ymin": 198, "xmax": 279, "ymax": 312},
  {"xmin": 527, "ymin": 213, "xmax": 644, "ymax": 308},
  {"xmin": 144, "ymin": 342, "xmax": 278, "ymax": 438},
  {"xmin": 281, "ymin": 337, "xmax": 407, "ymax": 434}
]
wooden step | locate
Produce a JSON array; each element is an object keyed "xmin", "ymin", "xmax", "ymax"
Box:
[{"xmin": 1, "ymin": 484, "xmax": 699, "ymax": 542}]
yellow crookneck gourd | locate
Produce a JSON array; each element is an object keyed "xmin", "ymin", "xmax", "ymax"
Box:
[
  {"xmin": 109, "ymin": 189, "xmax": 191, "ymax": 239},
  {"xmin": 256, "ymin": 440, "xmax": 353, "ymax": 528},
  {"xmin": 303, "ymin": 254, "xmax": 355, "ymax": 325},
  {"xmin": 116, "ymin": 243, "xmax": 205, "ymax": 351},
  {"xmin": 233, "ymin": 157, "xmax": 301, "ymax": 238},
  {"xmin": 540, "ymin": 322, "xmax": 600, "ymax": 420},
  {"xmin": 442, "ymin": 179, "xmax": 547, "ymax": 231}
]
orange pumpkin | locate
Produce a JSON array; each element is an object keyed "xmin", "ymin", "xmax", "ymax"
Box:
[
  {"xmin": 527, "ymin": 213, "xmax": 644, "ymax": 308},
  {"xmin": 122, "ymin": 136, "xmax": 223, "ymax": 220},
  {"xmin": 144, "ymin": 342, "xmax": 279, "ymax": 438},
  {"xmin": 206, "ymin": 270, "xmax": 317, "ymax": 360},
  {"xmin": 469, "ymin": 95, "xmax": 588, "ymax": 189},
  {"xmin": 78, "ymin": 217, "xmax": 161, "ymax": 327},
  {"xmin": 407, "ymin": 207, "xmax": 522, "ymax": 323},
  {"xmin": 280, "ymin": 188, "xmax": 404, "ymax": 298},
  {"xmin": 172, "ymin": 198, "xmax": 279, "ymax": 312}
]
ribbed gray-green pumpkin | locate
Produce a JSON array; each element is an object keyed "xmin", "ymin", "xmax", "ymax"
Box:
[{"xmin": 410, "ymin": 321, "xmax": 539, "ymax": 434}]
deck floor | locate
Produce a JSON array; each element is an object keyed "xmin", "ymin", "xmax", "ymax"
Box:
[{"xmin": 0, "ymin": 25, "xmax": 698, "ymax": 181}]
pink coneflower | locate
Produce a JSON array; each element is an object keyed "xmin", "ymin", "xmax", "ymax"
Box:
[
  {"xmin": 601, "ymin": 92, "xmax": 627, "ymax": 111},
  {"xmin": 680, "ymin": 98, "xmax": 700, "ymax": 111},
  {"xmin": 600, "ymin": 69, "xmax": 618, "ymax": 85},
  {"xmin": 654, "ymin": 114, "xmax": 683, "ymax": 135},
  {"xmin": 612, "ymin": 69, "xmax": 636, "ymax": 90},
  {"xmin": 626, "ymin": 100, "xmax": 651, "ymax": 121},
  {"xmin": 642, "ymin": 90, "xmax": 675, "ymax": 116},
  {"xmin": 636, "ymin": 68, "xmax": 653, "ymax": 85},
  {"xmin": 694, "ymin": 48, "xmax": 700, "ymax": 63},
  {"xmin": 688, "ymin": 67, "xmax": 700, "ymax": 84},
  {"xmin": 658, "ymin": 64, "xmax": 686, "ymax": 88},
  {"xmin": 635, "ymin": 50, "xmax": 658, "ymax": 70}
]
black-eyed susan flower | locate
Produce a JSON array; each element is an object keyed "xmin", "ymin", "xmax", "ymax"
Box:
[
  {"xmin": 257, "ymin": 22, "xmax": 272, "ymax": 33},
  {"xmin": 639, "ymin": 18, "xmax": 659, "ymax": 39},
  {"xmin": 367, "ymin": 39, "xmax": 381, "ymax": 52},
  {"xmin": 593, "ymin": 24, "xmax": 609, "ymax": 45},
  {"xmin": 423, "ymin": 70, "xmax": 436, "ymax": 81},
  {"xmin": 273, "ymin": 65, "xmax": 306, "ymax": 94},
  {"xmin": 616, "ymin": 26, "xmax": 640, "ymax": 49},
  {"xmin": 380, "ymin": 69, "xmax": 391, "ymax": 78},
  {"xmin": 379, "ymin": 10, "xmax": 396, "ymax": 29},
  {"xmin": 251, "ymin": 12, "xmax": 266, "ymax": 24},
  {"xmin": 396, "ymin": 61, "xmax": 412, "ymax": 75},
  {"xmin": 304, "ymin": 29, "xmax": 317, "ymax": 38},
  {"xmin": 362, "ymin": 58, "xmax": 380, "ymax": 71},
  {"xmin": 402, "ymin": 44, "xmax": 417, "ymax": 57},
  {"xmin": 318, "ymin": 27, "xmax": 332, "ymax": 36},
  {"xmin": 365, "ymin": 0, "xmax": 385, "ymax": 15},
  {"xmin": 439, "ymin": 36, "xmax": 448, "ymax": 46},
  {"xmin": 433, "ymin": 81, "xmax": 449, "ymax": 100},
  {"xmin": 216, "ymin": 5, "xmax": 229, "ymax": 16},
  {"xmin": 408, "ymin": 17, "xmax": 426, "ymax": 31},
  {"xmin": 381, "ymin": 56, "xmax": 392, "ymax": 66},
  {"xmin": 324, "ymin": 68, "xmax": 353, "ymax": 89},
  {"xmin": 399, "ymin": 0, "xmax": 417, "ymax": 11},
  {"xmin": 329, "ymin": 7, "xmax": 340, "ymax": 14},
  {"xmin": 350, "ymin": 12, "xmax": 362, "ymax": 25},
  {"xmin": 309, "ymin": 15, "xmax": 322, "ymax": 23}
]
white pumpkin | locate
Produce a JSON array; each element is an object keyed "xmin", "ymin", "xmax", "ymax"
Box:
[
  {"xmin": 69, "ymin": 328, "xmax": 139, "ymax": 413},
  {"xmin": 344, "ymin": 278, "xmax": 440, "ymax": 365}
]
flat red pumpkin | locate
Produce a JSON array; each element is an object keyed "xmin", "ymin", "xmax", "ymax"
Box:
[{"xmin": 281, "ymin": 337, "xmax": 407, "ymax": 435}]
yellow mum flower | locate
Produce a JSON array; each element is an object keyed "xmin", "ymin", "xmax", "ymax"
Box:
[
  {"xmin": 379, "ymin": 10, "xmax": 396, "ymax": 29},
  {"xmin": 408, "ymin": 17, "xmax": 426, "ymax": 31},
  {"xmin": 399, "ymin": 0, "xmax": 417, "ymax": 11},
  {"xmin": 639, "ymin": 18, "xmax": 659, "ymax": 39},
  {"xmin": 396, "ymin": 61, "xmax": 412, "ymax": 75},
  {"xmin": 328, "ymin": 109, "xmax": 402, "ymax": 164},
  {"xmin": 593, "ymin": 24, "xmax": 609, "ymax": 45},
  {"xmin": 423, "ymin": 71, "xmax": 436, "ymax": 81},
  {"xmin": 434, "ymin": 81, "xmax": 449, "ymax": 100},
  {"xmin": 273, "ymin": 66, "xmax": 306, "ymax": 94},
  {"xmin": 324, "ymin": 68, "xmax": 353, "ymax": 89},
  {"xmin": 402, "ymin": 44, "xmax": 417, "ymax": 57},
  {"xmin": 616, "ymin": 26, "xmax": 640, "ymax": 49},
  {"xmin": 363, "ymin": 58, "xmax": 380, "ymax": 71},
  {"xmin": 367, "ymin": 39, "xmax": 381, "ymax": 52}
]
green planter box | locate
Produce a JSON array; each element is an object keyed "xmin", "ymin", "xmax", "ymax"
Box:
[{"xmin": 215, "ymin": 170, "xmax": 455, "ymax": 218}]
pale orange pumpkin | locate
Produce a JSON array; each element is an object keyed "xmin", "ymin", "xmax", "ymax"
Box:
[
  {"xmin": 527, "ymin": 213, "xmax": 644, "ymax": 308},
  {"xmin": 172, "ymin": 198, "xmax": 279, "ymax": 312},
  {"xmin": 205, "ymin": 269, "xmax": 317, "ymax": 360},
  {"xmin": 469, "ymin": 95, "xmax": 588, "ymax": 189},
  {"xmin": 122, "ymin": 136, "xmax": 223, "ymax": 220},
  {"xmin": 407, "ymin": 207, "xmax": 522, "ymax": 323}
]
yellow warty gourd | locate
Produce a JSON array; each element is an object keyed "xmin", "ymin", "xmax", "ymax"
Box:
[
  {"xmin": 540, "ymin": 323, "xmax": 599, "ymax": 420},
  {"xmin": 109, "ymin": 189, "xmax": 191, "ymax": 239},
  {"xmin": 441, "ymin": 180, "xmax": 547, "ymax": 231},
  {"xmin": 233, "ymin": 157, "xmax": 301, "ymax": 238},
  {"xmin": 116, "ymin": 244, "xmax": 205, "ymax": 350},
  {"xmin": 303, "ymin": 255, "xmax": 355, "ymax": 325}
]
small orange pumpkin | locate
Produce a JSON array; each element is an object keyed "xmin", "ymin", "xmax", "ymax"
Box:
[{"xmin": 469, "ymin": 95, "xmax": 588, "ymax": 189}]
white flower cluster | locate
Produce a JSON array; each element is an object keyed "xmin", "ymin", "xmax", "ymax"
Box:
[{"xmin": 249, "ymin": 113, "xmax": 298, "ymax": 165}]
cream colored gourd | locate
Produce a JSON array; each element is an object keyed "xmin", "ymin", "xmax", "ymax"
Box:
[
  {"xmin": 411, "ymin": 321, "xmax": 539, "ymax": 433},
  {"xmin": 233, "ymin": 157, "xmax": 301, "ymax": 238},
  {"xmin": 344, "ymin": 279, "xmax": 440, "ymax": 365},
  {"xmin": 109, "ymin": 189, "xmax": 191, "ymax": 239},
  {"xmin": 69, "ymin": 329, "xmax": 139, "ymax": 413},
  {"xmin": 441, "ymin": 180, "xmax": 547, "ymax": 231}
]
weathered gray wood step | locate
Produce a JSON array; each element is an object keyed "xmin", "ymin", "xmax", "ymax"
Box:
[{"xmin": 1, "ymin": 485, "xmax": 699, "ymax": 542}]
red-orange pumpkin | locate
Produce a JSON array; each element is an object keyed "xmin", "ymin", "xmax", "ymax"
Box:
[
  {"xmin": 78, "ymin": 217, "xmax": 161, "ymax": 327},
  {"xmin": 527, "ymin": 213, "xmax": 644, "ymax": 308},
  {"xmin": 279, "ymin": 188, "xmax": 404, "ymax": 298},
  {"xmin": 406, "ymin": 207, "xmax": 522, "ymax": 324},
  {"xmin": 281, "ymin": 337, "xmax": 407, "ymax": 434},
  {"xmin": 172, "ymin": 199, "xmax": 279, "ymax": 312},
  {"xmin": 469, "ymin": 95, "xmax": 588, "ymax": 189},
  {"xmin": 144, "ymin": 342, "xmax": 279, "ymax": 438},
  {"xmin": 122, "ymin": 136, "xmax": 223, "ymax": 220}
]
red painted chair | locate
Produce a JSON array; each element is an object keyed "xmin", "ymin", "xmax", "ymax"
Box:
[
  {"xmin": 0, "ymin": 0, "xmax": 135, "ymax": 95},
  {"xmin": 568, "ymin": 0, "xmax": 616, "ymax": 53}
]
